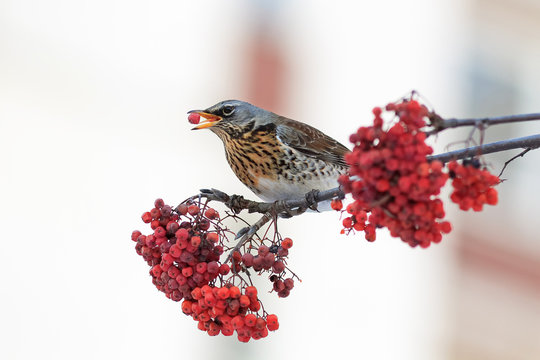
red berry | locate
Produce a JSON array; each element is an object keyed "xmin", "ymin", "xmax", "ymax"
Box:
[
  {"xmin": 232, "ymin": 251, "xmax": 242, "ymax": 263},
  {"xmin": 239, "ymin": 295, "xmax": 250, "ymax": 307},
  {"xmin": 187, "ymin": 205, "xmax": 200, "ymax": 216},
  {"xmin": 229, "ymin": 286, "xmax": 241, "ymax": 299},
  {"xmin": 154, "ymin": 198, "xmax": 165, "ymax": 209},
  {"xmin": 188, "ymin": 112, "xmax": 200, "ymax": 124},
  {"xmin": 141, "ymin": 212, "xmax": 152, "ymax": 223},
  {"xmin": 218, "ymin": 264, "xmax": 230, "ymax": 275},
  {"xmin": 176, "ymin": 204, "xmax": 188, "ymax": 215},
  {"xmin": 245, "ymin": 286, "xmax": 257, "ymax": 298},
  {"xmin": 375, "ymin": 179, "xmax": 390, "ymax": 192},
  {"xmin": 195, "ymin": 262, "xmax": 207, "ymax": 274},
  {"xmin": 169, "ymin": 244, "xmax": 182, "ymax": 258},
  {"xmin": 277, "ymin": 247, "xmax": 288, "ymax": 257},
  {"xmin": 231, "ymin": 316, "xmax": 244, "ymax": 330},
  {"xmin": 136, "ymin": 234, "xmax": 146, "ymax": 245},
  {"xmin": 150, "ymin": 208, "xmax": 161, "ymax": 219},
  {"xmin": 150, "ymin": 265, "xmax": 162, "ymax": 277},
  {"xmin": 182, "ymin": 267, "xmax": 193, "ymax": 278},
  {"xmin": 241, "ymin": 253, "xmax": 254, "ymax": 267},
  {"xmin": 190, "ymin": 236, "xmax": 201, "ymax": 248},
  {"xmin": 277, "ymin": 289, "xmax": 290, "ymax": 298},
  {"xmin": 204, "ymin": 293, "xmax": 216, "ymax": 307},
  {"xmin": 331, "ymin": 199, "xmax": 343, "ymax": 211},
  {"xmin": 131, "ymin": 230, "xmax": 142, "ymax": 241},
  {"xmin": 263, "ymin": 253, "xmax": 275, "ymax": 268},
  {"xmin": 191, "ymin": 287, "xmax": 202, "ymax": 300},
  {"xmin": 244, "ymin": 314, "xmax": 256, "ymax": 327},
  {"xmin": 161, "ymin": 253, "xmax": 174, "ymax": 265},
  {"xmin": 281, "ymin": 237, "xmax": 293, "ymax": 249},
  {"xmin": 150, "ymin": 220, "xmax": 160, "ymax": 230},
  {"xmin": 204, "ymin": 208, "xmax": 218, "ymax": 219},
  {"xmin": 207, "ymin": 261, "xmax": 219, "ymax": 274},
  {"xmin": 257, "ymin": 245, "xmax": 269, "ymax": 256},
  {"xmin": 439, "ymin": 221, "xmax": 452, "ymax": 234},
  {"xmin": 266, "ymin": 314, "xmax": 279, "ymax": 331},
  {"xmin": 486, "ymin": 187, "xmax": 498, "ymax": 205},
  {"xmin": 272, "ymin": 261, "xmax": 285, "ymax": 273},
  {"xmin": 217, "ymin": 287, "xmax": 230, "ymax": 299},
  {"xmin": 255, "ymin": 318, "xmax": 266, "ymax": 330},
  {"xmin": 273, "ymin": 280, "xmax": 285, "ymax": 292},
  {"xmin": 154, "ymin": 226, "xmax": 166, "ymax": 238},
  {"xmin": 167, "ymin": 266, "xmax": 180, "ymax": 278},
  {"xmin": 166, "ymin": 221, "xmax": 179, "ymax": 234},
  {"xmin": 206, "ymin": 232, "xmax": 219, "ymax": 243},
  {"xmin": 175, "ymin": 228, "xmax": 189, "ymax": 242},
  {"xmin": 283, "ymin": 278, "xmax": 294, "ymax": 290}
]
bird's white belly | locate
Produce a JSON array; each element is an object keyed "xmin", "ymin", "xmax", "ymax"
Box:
[{"xmin": 254, "ymin": 175, "xmax": 340, "ymax": 202}]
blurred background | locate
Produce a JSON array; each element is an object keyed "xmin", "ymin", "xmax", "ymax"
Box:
[{"xmin": 1, "ymin": 0, "xmax": 540, "ymax": 359}]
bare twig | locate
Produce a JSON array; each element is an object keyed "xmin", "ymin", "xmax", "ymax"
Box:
[{"xmin": 498, "ymin": 148, "xmax": 533, "ymax": 178}]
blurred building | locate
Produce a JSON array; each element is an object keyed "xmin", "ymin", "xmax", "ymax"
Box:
[{"xmin": 451, "ymin": 0, "xmax": 540, "ymax": 359}]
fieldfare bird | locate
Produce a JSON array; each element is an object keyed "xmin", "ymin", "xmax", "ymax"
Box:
[{"xmin": 190, "ymin": 100, "xmax": 349, "ymax": 205}]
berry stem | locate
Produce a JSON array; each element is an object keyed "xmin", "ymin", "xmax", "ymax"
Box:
[{"xmin": 224, "ymin": 213, "xmax": 273, "ymax": 263}]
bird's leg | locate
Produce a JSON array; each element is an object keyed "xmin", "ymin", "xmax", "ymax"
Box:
[{"xmin": 305, "ymin": 189, "xmax": 320, "ymax": 211}]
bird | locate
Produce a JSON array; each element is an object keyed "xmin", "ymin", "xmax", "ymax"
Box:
[{"xmin": 189, "ymin": 100, "xmax": 349, "ymax": 207}]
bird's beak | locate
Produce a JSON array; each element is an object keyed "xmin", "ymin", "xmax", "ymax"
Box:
[{"xmin": 189, "ymin": 110, "xmax": 223, "ymax": 130}]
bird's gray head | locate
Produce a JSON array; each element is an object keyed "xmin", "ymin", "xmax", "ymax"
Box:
[{"xmin": 189, "ymin": 100, "xmax": 277, "ymax": 138}]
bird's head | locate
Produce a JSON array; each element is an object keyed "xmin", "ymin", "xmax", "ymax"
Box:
[{"xmin": 189, "ymin": 100, "xmax": 276, "ymax": 139}]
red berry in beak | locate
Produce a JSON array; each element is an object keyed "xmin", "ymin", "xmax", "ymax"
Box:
[{"xmin": 188, "ymin": 112, "xmax": 200, "ymax": 124}]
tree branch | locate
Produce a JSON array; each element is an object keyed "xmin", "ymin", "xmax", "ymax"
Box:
[
  {"xmin": 427, "ymin": 134, "xmax": 540, "ymax": 163},
  {"xmin": 199, "ymin": 187, "xmax": 344, "ymax": 217},
  {"xmin": 198, "ymin": 134, "xmax": 540, "ymax": 218},
  {"xmin": 430, "ymin": 112, "xmax": 540, "ymax": 132}
]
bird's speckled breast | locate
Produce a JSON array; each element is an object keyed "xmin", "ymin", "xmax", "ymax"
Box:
[
  {"xmin": 223, "ymin": 130, "xmax": 281, "ymax": 191},
  {"xmin": 221, "ymin": 125, "xmax": 347, "ymax": 200}
]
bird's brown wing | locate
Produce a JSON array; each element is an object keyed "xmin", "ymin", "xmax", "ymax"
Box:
[{"xmin": 275, "ymin": 117, "xmax": 350, "ymax": 167}]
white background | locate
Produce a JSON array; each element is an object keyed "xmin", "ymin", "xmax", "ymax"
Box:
[{"xmin": 1, "ymin": 1, "xmax": 469, "ymax": 359}]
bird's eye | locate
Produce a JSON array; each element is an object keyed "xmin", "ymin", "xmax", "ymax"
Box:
[{"xmin": 221, "ymin": 105, "xmax": 235, "ymax": 116}]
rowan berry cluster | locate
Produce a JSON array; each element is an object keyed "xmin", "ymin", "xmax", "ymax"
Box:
[
  {"xmin": 183, "ymin": 284, "xmax": 279, "ymax": 341},
  {"xmin": 338, "ymin": 100, "xmax": 452, "ymax": 247},
  {"xmin": 132, "ymin": 198, "xmax": 293, "ymax": 341},
  {"xmin": 448, "ymin": 160, "xmax": 500, "ymax": 211}
]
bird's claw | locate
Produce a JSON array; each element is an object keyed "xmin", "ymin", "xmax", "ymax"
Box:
[
  {"xmin": 235, "ymin": 226, "xmax": 250, "ymax": 239},
  {"xmin": 199, "ymin": 188, "xmax": 230, "ymax": 202},
  {"xmin": 305, "ymin": 189, "xmax": 320, "ymax": 211},
  {"xmin": 227, "ymin": 194, "xmax": 246, "ymax": 214}
]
